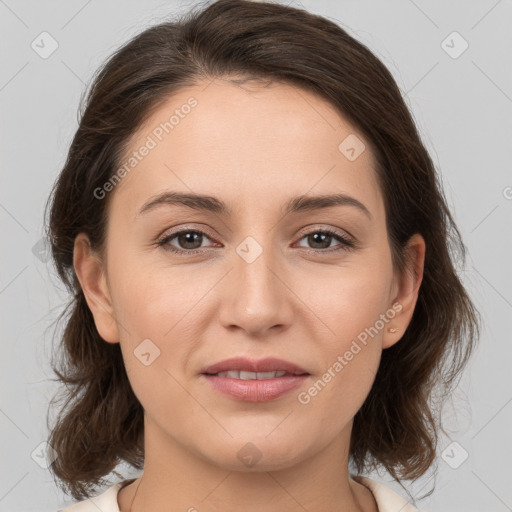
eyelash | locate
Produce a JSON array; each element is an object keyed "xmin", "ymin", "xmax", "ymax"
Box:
[{"xmin": 156, "ymin": 227, "xmax": 357, "ymax": 255}]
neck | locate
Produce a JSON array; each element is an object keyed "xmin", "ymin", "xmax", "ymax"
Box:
[{"xmin": 118, "ymin": 418, "xmax": 377, "ymax": 512}]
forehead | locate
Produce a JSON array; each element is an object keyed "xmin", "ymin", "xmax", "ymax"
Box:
[{"xmin": 108, "ymin": 78, "xmax": 382, "ymax": 220}]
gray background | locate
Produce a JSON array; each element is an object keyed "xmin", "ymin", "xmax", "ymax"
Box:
[{"xmin": 1, "ymin": 0, "xmax": 511, "ymax": 510}]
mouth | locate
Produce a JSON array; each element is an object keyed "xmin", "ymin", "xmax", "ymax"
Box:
[{"xmin": 200, "ymin": 357, "xmax": 310, "ymax": 402}]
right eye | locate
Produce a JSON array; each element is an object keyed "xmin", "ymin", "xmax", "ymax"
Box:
[{"xmin": 156, "ymin": 229, "xmax": 217, "ymax": 254}]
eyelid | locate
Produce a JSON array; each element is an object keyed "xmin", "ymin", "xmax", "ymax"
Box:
[{"xmin": 156, "ymin": 223, "xmax": 217, "ymax": 242}]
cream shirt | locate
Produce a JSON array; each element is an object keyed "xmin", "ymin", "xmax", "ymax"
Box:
[{"xmin": 58, "ymin": 476, "xmax": 420, "ymax": 512}]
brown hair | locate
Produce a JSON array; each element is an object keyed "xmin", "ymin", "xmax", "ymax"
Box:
[{"xmin": 44, "ymin": 0, "xmax": 480, "ymax": 501}]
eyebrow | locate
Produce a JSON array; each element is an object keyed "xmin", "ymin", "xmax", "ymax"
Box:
[{"xmin": 137, "ymin": 191, "xmax": 372, "ymax": 219}]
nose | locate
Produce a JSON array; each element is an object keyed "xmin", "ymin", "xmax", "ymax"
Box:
[{"xmin": 217, "ymin": 237, "xmax": 294, "ymax": 337}]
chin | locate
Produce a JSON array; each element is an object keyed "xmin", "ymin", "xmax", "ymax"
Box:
[{"xmin": 197, "ymin": 435, "xmax": 309, "ymax": 473}]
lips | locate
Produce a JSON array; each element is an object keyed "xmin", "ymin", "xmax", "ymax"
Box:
[
  {"xmin": 200, "ymin": 357, "xmax": 310, "ymax": 402},
  {"xmin": 200, "ymin": 357, "xmax": 309, "ymax": 377}
]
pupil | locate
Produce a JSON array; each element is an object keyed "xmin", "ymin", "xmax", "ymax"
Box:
[
  {"xmin": 179, "ymin": 232, "xmax": 201, "ymax": 249},
  {"xmin": 309, "ymin": 233, "xmax": 330, "ymax": 249}
]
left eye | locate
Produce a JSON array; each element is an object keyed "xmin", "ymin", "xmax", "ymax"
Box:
[
  {"xmin": 296, "ymin": 230, "xmax": 353, "ymax": 251},
  {"xmin": 157, "ymin": 228, "xmax": 355, "ymax": 254}
]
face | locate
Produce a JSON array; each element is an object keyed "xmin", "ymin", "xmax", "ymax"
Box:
[{"xmin": 75, "ymin": 77, "xmax": 423, "ymax": 473}]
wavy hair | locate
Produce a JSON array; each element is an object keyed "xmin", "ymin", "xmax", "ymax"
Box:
[{"xmin": 44, "ymin": 0, "xmax": 480, "ymax": 501}]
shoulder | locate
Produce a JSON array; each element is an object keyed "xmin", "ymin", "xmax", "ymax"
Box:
[
  {"xmin": 58, "ymin": 482, "xmax": 124, "ymax": 512},
  {"xmin": 352, "ymin": 475, "xmax": 421, "ymax": 512}
]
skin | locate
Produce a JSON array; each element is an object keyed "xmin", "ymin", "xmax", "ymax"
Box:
[{"xmin": 74, "ymin": 78, "xmax": 425, "ymax": 512}]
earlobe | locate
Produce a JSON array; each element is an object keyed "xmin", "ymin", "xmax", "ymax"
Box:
[
  {"xmin": 73, "ymin": 233, "xmax": 120, "ymax": 344},
  {"xmin": 382, "ymin": 233, "xmax": 426, "ymax": 349}
]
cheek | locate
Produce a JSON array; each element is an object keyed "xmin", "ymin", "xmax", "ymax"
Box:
[
  {"xmin": 106, "ymin": 249, "xmax": 201, "ymax": 396},
  {"xmin": 291, "ymin": 257, "xmax": 392, "ymax": 423},
  {"xmin": 324, "ymin": 280, "xmax": 389, "ymax": 332},
  {"xmin": 113, "ymin": 268, "xmax": 200, "ymax": 429},
  {"xmin": 295, "ymin": 346, "xmax": 381, "ymax": 447},
  {"xmin": 294, "ymin": 252, "xmax": 393, "ymax": 347},
  {"xmin": 295, "ymin": 289, "xmax": 385, "ymax": 438},
  {"xmin": 108, "ymin": 243, "xmax": 206, "ymax": 340}
]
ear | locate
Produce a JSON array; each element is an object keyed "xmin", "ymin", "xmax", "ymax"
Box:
[
  {"xmin": 73, "ymin": 233, "xmax": 119, "ymax": 344},
  {"xmin": 382, "ymin": 233, "xmax": 425, "ymax": 349}
]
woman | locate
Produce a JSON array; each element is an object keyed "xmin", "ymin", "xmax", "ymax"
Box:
[{"xmin": 46, "ymin": 1, "xmax": 479, "ymax": 510}]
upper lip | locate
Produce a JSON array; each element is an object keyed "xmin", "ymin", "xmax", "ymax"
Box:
[{"xmin": 201, "ymin": 357, "xmax": 309, "ymax": 375}]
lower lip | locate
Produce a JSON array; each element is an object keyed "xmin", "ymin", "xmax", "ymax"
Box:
[{"xmin": 201, "ymin": 374, "xmax": 309, "ymax": 402}]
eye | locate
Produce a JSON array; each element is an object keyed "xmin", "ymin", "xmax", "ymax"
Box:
[
  {"xmin": 156, "ymin": 227, "xmax": 357, "ymax": 255},
  {"xmin": 156, "ymin": 229, "xmax": 216, "ymax": 254},
  {"xmin": 295, "ymin": 228, "xmax": 355, "ymax": 252}
]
